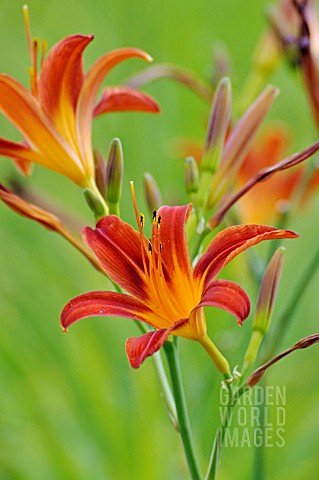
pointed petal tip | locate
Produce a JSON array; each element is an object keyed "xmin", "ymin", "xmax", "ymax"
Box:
[
  {"xmin": 144, "ymin": 53, "xmax": 153, "ymax": 63},
  {"xmin": 277, "ymin": 229, "xmax": 299, "ymax": 239},
  {"xmin": 62, "ymin": 33, "xmax": 94, "ymax": 42},
  {"xmin": 126, "ymin": 330, "xmax": 170, "ymax": 369},
  {"xmin": 93, "ymin": 86, "xmax": 160, "ymax": 116},
  {"xmin": 125, "ymin": 321, "xmax": 186, "ymax": 369}
]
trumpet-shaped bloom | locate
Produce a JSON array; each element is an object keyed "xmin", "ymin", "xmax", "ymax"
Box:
[
  {"xmin": 0, "ymin": 35, "xmax": 159, "ymax": 186},
  {"xmin": 61, "ymin": 199, "xmax": 297, "ymax": 369}
]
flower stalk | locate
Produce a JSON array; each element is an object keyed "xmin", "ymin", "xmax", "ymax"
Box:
[{"xmin": 164, "ymin": 339, "xmax": 202, "ymax": 480}]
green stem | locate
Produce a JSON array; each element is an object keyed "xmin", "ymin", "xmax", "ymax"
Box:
[
  {"xmin": 164, "ymin": 340, "xmax": 202, "ymax": 480},
  {"xmin": 252, "ymin": 391, "xmax": 265, "ymax": 480},
  {"xmin": 190, "ymin": 227, "xmax": 211, "ymax": 262},
  {"xmin": 134, "ymin": 321, "xmax": 178, "ymax": 429},
  {"xmin": 205, "ymin": 385, "xmax": 248, "ymax": 480},
  {"xmin": 241, "ymin": 330, "xmax": 263, "ymax": 381},
  {"xmin": 205, "ymin": 393, "xmax": 233, "ymax": 480},
  {"xmin": 152, "ymin": 351, "xmax": 179, "ymax": 430},
  {"xmin": 107, "ymin": 201, "xmax": 120, "ymax": 216}
]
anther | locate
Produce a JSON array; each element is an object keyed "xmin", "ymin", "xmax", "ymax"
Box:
[
  {"xmin": 148, "ymin": 242, "xmax": 152, "ymax": 253},
  {"xmin": 159, "ymin": 242, "xmax": 162, "ymax": 253},
  {"xmin": 157, "ymin": 215, "xmax": 162, "ymax": 225},
  {"xmin": 140, "ymin": 213, "xmax": 145, "ymax": 228},
  {"xmin": 152, "ymin": 209, "xmax": 157, "ymax": 222}
]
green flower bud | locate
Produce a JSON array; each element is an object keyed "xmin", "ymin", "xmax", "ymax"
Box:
[
  {"xmin": 200, "ymin": 77, "xmax": 231, "ymax": 174},
  {"xmin": 242, "ymin": 247, "xmax": 286, "ymax": 376},
  {"xmin": 94, "ymin": 150, "xmax": 106, "ymax": 196},
  {"xmin": 193, "ymin": 77, "xmax": 231, "ymax": 211},
  {"xmin": 184, "ymin": 156, "xmax": 199, "ymax": 196},
  {"xmin": 143, "ymin": 172, "xmax": 162, "ymax": 215},
  {"xmin": 83, "ymin": 187, "xmax": 108, "ymax": 220},
  {"xmin": 105, "ymin": 138, "xmax": 123, "ymax": 215},
  {"xmin": 208, "ymin": 85, "xmax": 278, "ymax": 208}
]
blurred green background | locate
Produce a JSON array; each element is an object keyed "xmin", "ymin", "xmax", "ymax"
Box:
[{"xmin": 0, "ymin": 0, "xmax": 319, "ymax": 478}]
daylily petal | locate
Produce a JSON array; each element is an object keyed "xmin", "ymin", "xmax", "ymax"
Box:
[
  {"xmin": 93, "ymin": 86, "xmax": 160, "ymax": 117},
  {"xmin": 60, "ymin": 290, "xmax": 155, "ymax": 330},
  {"xmin": 126, "ymin": 329, "xmax": 171, "ymax": 368},
  {"xmin": 197, "ymin": 279, "xmax": 250, "ymax": 325},
  {"xmin": 83, "ymin": 215, "xmax": 150, "ymax": 299},
  {"xmin": 0, "ymin": 138, "xmax": 36, "ymax": 175},
  {"xmin": 39, "ymin": 34, "xmax": 92, "ymax": 116},
  {"xmin": 0, "ymin": 75, "xmax": 86, "ymax": 184},
  {"xmin": 194, "ymin": 225, "xmax": 298, "ymax": 289},
  {"xmin": 126, "ymin": 318, "xmax": 188, "ymax": 368},
  {"xmin": 186, "ymin": 306, "xmax": 207, "ymax": 340},
  {"xmin": 0, "ymin": 183, "xmax": 62, "ymax": 230},
  {"xmin": 76, "ymin": 48, "xmax": 153, "ymax": 176},
  {"xmin": 39, "ymin": 35, "xmax": 93, "ymax": 150},
  {"xmin": 158, "ymin": 204, "xmax": 193, "ymax": 285}
]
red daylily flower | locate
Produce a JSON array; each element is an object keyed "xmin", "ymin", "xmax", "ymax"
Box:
[
  {"xmin": 61, "ymin": 196, "xmax": 297, "ymax": 369},
  {"xmin": 0, "ymin": 34, "xmax": 159, "ymax": 186}
]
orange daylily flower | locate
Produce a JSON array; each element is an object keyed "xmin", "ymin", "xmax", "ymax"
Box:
[
  {"xmin": 61, "ymin": 194, "xmax": 297, "ymax": 370},
  {"xmin": 236, "ymin": 127, "xmax": 302, "ymax": 223},
  {"xmin": 0, "ymin": 34, "xmax": 159, "ymax": 187}
]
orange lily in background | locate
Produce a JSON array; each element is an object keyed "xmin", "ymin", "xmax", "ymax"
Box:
[
  {"xmin": 175, "ymin": 125, "xmax": 304, "ymax": 224},
  {"xmin": 0, "ymin": 33, "xmax": 159, "ymax": 187},
  {"xmin": 61, "ymin": 190, "xmax": 297, "ymax": 371},
  {"xmin": 236, "ymin": 127, "xmax": 303, "ymax": 223}
]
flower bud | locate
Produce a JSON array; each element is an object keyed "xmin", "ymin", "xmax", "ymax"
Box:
[
  {"xmin": 242, "ymin": 247, "xmax": 286, "ymax": 376},
  {"xmin": 193, "ymin": 77, "xmax": 231, "ymax": 210},
  {"xmin": 94, "ymin": 149, "xmax": 106, "ymax": 196},
  {"xmin": 83, "ymin": 187, "xmax": 108, "ymax": 220},
  {"xmin": 105, "ymin": 138, "xmax": 123, "ymax": 215},
  {"xmin": 208, "ymin": 85, "xmax": 278, "ymax": 208},
  {"xmin": 253, "ymin": 246, "xmax": 286, "ymax": 335},
  {"xmin": 184, "ymin": 156, "xmax": 199, "ymax": 196},
  {"xmin": 143, "ymin": 172, "xmax": 162, "ymax": 214},
  {"xmin": 200, "ymin": 77, "xmax": 231, "ymax": 174}
]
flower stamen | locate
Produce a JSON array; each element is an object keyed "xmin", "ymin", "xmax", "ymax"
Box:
[
  {"xmin": 23, "ymin": 5, "xmax": 33, "ymax": 62},
  {"xmin": 23, "ymin": 6, "xmax": 40, "ymax": 97}
]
